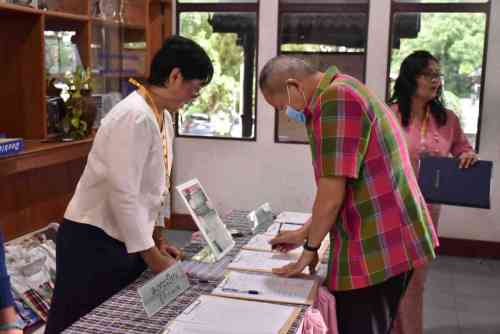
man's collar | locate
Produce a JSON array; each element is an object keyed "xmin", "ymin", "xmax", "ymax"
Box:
[{"xmin": 305, "ymin": 66, "xmax": 339, "ymax": 116}]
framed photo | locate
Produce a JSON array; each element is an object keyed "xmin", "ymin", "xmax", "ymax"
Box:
[
  {"xmin": 176, "ymin": 179, "xmax": 235, "ymax": 261},
  {"xmin": 247, "ymin": 202, "xmax": 273, "ymax": 233}
]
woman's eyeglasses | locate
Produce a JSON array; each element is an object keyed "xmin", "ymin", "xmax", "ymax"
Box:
[{"xmin": 420, "ymin": 71, "xmax": 444, "ymax": 82}]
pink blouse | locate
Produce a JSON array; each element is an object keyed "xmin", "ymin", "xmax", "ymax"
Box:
[{"xmin": 390, "ymin": 104, "xmax": 473, "ymax": 173}]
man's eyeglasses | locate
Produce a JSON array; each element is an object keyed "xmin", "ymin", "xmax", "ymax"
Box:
[{"xmin": 420, "ymin": 71, "xmax": 444, "ymax": 82}]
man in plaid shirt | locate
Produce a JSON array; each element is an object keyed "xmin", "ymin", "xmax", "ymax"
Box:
[{"xmin": 260, "ymin": 56, "xmax": 438, "ymax": 334}]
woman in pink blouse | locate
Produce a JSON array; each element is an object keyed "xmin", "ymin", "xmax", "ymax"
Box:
[{"xmin": 389, "ymin": 50, "xmax": 477, "ymax": 334}]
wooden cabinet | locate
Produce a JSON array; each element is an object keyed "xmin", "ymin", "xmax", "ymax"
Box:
[{"xmin": 0, "ymin": 0, "xmax": 172, "ymax": 240}]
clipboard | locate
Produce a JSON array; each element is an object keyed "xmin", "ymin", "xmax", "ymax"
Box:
[
  {"xmin": 161, "ymin": 295, "xmax": 300, "ymax": 334},
  {"xmin": 227, "ymin": 250, "xmax": 311, "ymax": 274},
  {"xmin": 211, "ymin": 271, "xmax": 320, "ymax": 306},
  {"xmin": 241, "ymin": 234, "xmax": 330, "ymax": 262},
  {"xmin": 418, "ymin": 156, "xmax": 493, "ymax": 209}
]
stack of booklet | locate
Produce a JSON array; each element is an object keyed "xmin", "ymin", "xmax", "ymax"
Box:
[{"xmin": 4, "ymin": 223, "xmax": 59, "ymax": 327}]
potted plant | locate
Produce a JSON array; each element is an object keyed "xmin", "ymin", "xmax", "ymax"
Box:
[{"xmin": 61, "ymin": 66, "xmax": 96, "ymax": 140}]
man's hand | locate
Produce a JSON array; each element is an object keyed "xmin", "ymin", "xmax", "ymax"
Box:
[
  {"xmin": 269, "ymin": 227, "xmax": 307, "ymax": 253},
  {"xmin": 272, "ymin": 250, "xmax": 319, "ymax": 277}
]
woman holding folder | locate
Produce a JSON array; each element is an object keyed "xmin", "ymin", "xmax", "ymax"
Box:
[
  {"xmin": 45, "ymin": 36, "xmax": 213, "ymax": 334},
  {"xmin": 389, "ymin": 50, "xmax": 477, "ymax": 334}
]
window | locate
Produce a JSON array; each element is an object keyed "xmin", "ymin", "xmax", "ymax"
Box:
[
  {"xmin": 176, "ymin": 1, "xmax": 258, "ymax": 140},
  {"xmin": 388, "ymin": 0, "xmax": 490, "ymax": 149},
  {"xmin": 276, "ymin": 0, "xmax": 370, "ymax": 144}
]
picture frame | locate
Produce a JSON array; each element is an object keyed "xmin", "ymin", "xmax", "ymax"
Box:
[{"xmin": 176, "ymin": 179, "xmax": 235, "ymax": 261}]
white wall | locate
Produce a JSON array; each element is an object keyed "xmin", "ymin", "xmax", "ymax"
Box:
[{"xmin": 173, "ymin": 0, "xmax": 500, "ymax": 242}]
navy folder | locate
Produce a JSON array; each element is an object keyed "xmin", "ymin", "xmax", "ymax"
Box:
[{"xmin": 417, "ymin": 156, "xmax": 493, "ymax": 209}]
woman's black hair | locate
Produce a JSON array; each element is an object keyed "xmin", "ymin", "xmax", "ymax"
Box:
[
  {"xmin": 148, "ymin": 35, "xmax": 214, "ymax": 87},
  {"xmin": 389, "ymin": 50, "xmax": 447, "ymax": 128}
]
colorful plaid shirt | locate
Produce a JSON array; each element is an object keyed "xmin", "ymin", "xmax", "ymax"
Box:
[{"xmin": 305, "ymin": 67, "xmax": 439, "ymax": 291}]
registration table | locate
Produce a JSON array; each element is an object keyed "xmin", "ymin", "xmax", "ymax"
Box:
[{"xmin": 64, "ymin": 211, "xmax": 306, "ymax": 334}]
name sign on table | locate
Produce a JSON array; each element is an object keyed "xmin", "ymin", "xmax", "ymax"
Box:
[{"xmin": 138, "ymin": 263, "xmax": 190, "ymax": 317}]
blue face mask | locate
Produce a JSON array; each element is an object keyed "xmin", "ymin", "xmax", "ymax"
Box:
[{"xmin": 286, "ymin": 106, "xmax": 306, "ymax": 124}]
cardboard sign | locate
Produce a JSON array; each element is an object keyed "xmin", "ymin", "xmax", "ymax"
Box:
[{"xmin": 138, "ymin": 263, "xmax": 190, "ymax": 317}]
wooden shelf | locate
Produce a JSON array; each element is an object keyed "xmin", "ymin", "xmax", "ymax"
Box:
[
  {"xmin": 0, "ymin": 3, "xmax": 87, "ymax": 21},
  {"xmin": 0, "ymin": 138, "xmax": 93, "ymax": 177},
  {"xmin": 0, "ymin": 0, "xmax": 171, "ymax": 248},
  {"xmin": 92, "ymin": 17, "xmax": 145, "ymax": 30},
  {"xmin": 0, "ymin": 2, "xmax": 41, "ymax": 15},
  {"xmin": 45, "ymin": 12, "xmax": 90, "ymax": 31},
  {"xmin": 94, "ymin": 71, "xmax": 146, "ymax": 78},
  {"xmin": 45, "ymin": 9, "xmax": 89, "ymax": 22}
]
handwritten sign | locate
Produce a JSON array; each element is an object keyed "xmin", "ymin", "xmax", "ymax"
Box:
[{"xmin": 138, "ymin": 263, "xmax": 190, "ymax": 317}]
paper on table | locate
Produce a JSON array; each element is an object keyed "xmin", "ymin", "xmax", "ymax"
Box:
[
  {"xmin": 227, "ymin": 249, "xmax": 308, "ymax": 274},
  {"xmin": 212, "ymin": 271, "xmax": 317, "ymax": 305},
  {"xmin": 242, "ymin": 234, "xmax": 303, "ymax": 258},
  {"xmin": 275, "ymin": 212, "xmax": 312, "ymax": 225},
  {"xmin": 265, "ymin": 223, "xmax": 303, "ymax": 236},
  {"xmin": 162, "ymin": 295, "xmax": 298, "ymax": 334}
]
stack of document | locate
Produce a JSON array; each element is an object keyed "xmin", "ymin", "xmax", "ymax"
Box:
[
  {"xmin": 242, "ymin": 234, "xmax": 303, "ymax": 257},
  {"xmin": 243, "ymin": 232, "xmax": 329, "ymax": 261},
  {"xmin": 265, "ymin": 223, "xmax": 303, "ymax": 235},
  {"xmin": 212, "ymin": 271, "xmax": 318, "ymax": 305},
  {"xmin": 162, "ymin": 295, "xmax": 299, "ymax": 334},
  {"xmin": 228, "ymin": 249, "xmax": 309, "ymax": 274},
  {"xmin": 275, "ymin": 211, "xmax": 311, "ymax": 225}
]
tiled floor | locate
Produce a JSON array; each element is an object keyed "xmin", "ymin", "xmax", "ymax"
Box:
[{"xmin": 424, "ymin": 256, "xmax": 500, "ymax": 334}]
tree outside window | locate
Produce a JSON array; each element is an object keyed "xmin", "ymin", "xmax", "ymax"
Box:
[{"xmin": 177, "ymin": 2, "xmax": 258, "ymax": 140}]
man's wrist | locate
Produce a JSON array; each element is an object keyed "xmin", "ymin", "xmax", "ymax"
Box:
[{"xmin": 303, "ymin": 240, "xmax": 320, "ymax": 252}]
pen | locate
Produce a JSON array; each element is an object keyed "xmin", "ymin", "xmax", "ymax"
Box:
[
  {"xmin": 271, "ymin": 223, "xmax": 283, "ymax": 250},
  {"xmin": 221, "ymin": 287, "xmax": 260, "ymax": 295}
]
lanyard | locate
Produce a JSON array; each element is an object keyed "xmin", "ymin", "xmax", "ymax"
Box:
[
  {"xmin": 128, "ymin": 78, "xmax": 170, "ymax": 190},
  {"xmin": 420, "ymin": 109, "xmax": 430, "ymax": 144}
]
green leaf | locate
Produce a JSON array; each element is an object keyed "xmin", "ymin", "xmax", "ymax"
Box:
[{"xmin": 71, "ymin": 118, "xmax": 80, "ymax": 128}]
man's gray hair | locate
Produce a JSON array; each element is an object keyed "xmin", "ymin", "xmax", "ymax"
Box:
[{"xmin": 259, "ymin": 56, "xmax": 317, "ymax": 94}]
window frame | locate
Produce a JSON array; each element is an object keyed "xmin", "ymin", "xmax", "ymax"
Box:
[
  {"xmin": 386, "ymin": 0, "xmax": 491, "ymax": 151},
  {"xmin": 275, "ymin": 1, "xmax": 371, "ymax": 145},
  {"xmin": 175, "ymin": 1, "xmax": 260, "ymax": 142}
]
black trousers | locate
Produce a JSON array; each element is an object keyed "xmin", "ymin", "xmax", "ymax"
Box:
[
  {"xmin": 45, "ymin": 220, "xmax": 146, "ymax": 334},
  {"xmin": 333, "ymin": 271, "xmax": 413, "ymax": 334}
]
